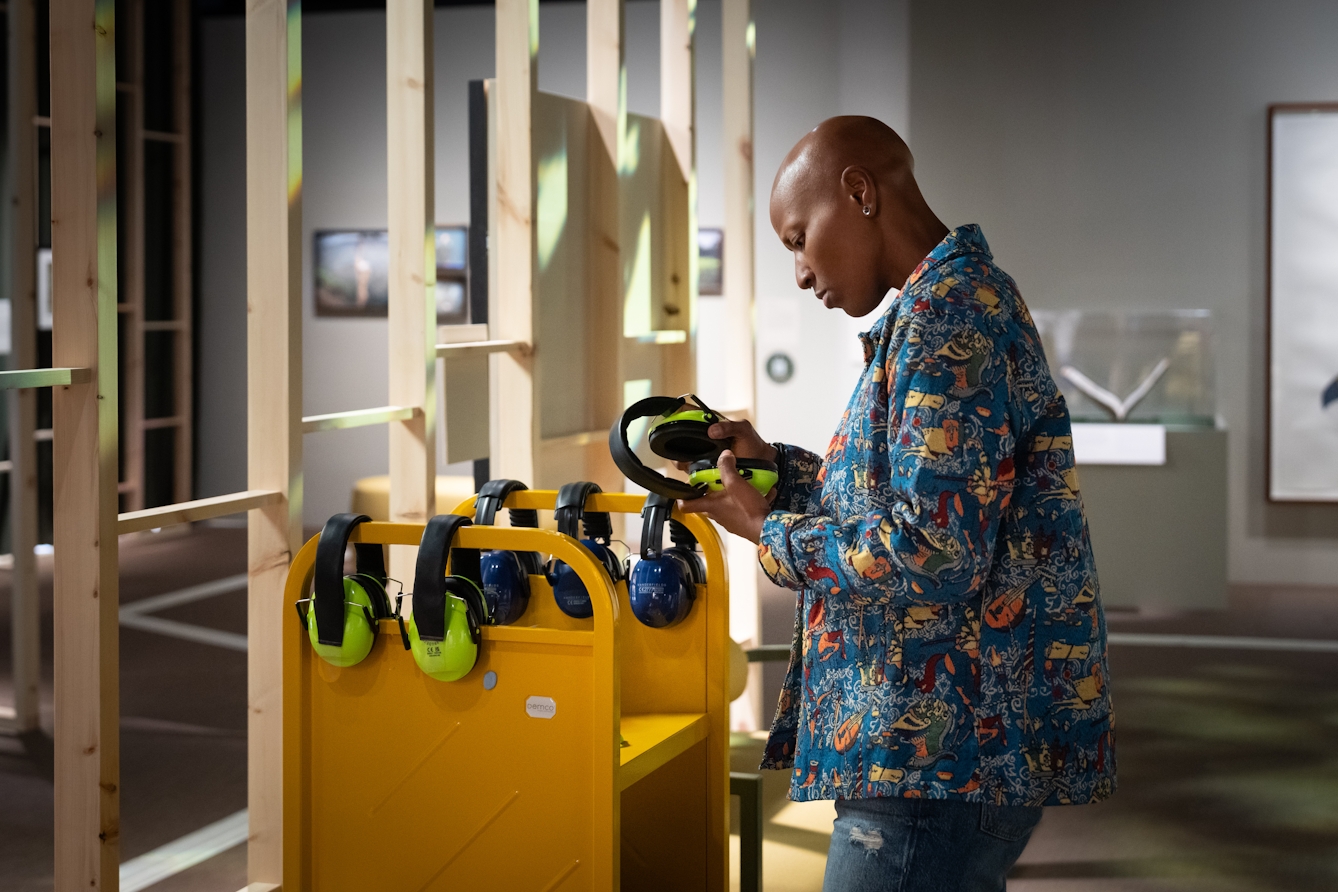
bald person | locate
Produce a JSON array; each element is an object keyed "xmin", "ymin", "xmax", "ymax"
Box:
[{"xmin": 683, "ymin": 116, "xmax": 1115, "ymax": 890}]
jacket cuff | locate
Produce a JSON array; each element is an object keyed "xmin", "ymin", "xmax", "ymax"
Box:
[
  {"xmin": 758, "ymin": 510, "xmax": 806, "ymax": 590},
  {"xmin": 771, "ymin": 443, "xmax": 822, "ymax": 514}
]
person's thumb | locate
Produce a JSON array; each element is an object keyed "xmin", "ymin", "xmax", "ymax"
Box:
[{"xmin": 717, "ymin": 450, "xmax": 746, "ymax": 498}]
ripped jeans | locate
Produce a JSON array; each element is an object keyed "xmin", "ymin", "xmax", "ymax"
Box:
[{"xmin": 823, "ymin": 797, "xmax": 1042, "ymax": 892}]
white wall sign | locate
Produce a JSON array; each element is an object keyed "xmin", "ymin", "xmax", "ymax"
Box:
[{"xmin": 1269, "ymin": 105, "xmax": 1338, "ymax": 502}]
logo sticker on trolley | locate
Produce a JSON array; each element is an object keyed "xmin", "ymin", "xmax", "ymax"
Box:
[{"xmin": 525, "ymin": 696, "xmax": 557, "ymax": 720}]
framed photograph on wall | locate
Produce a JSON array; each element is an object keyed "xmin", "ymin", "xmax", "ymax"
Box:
[
  {"xmin": 1268, "ymin": 104, "xmax": 1338, "ymax": 502},
  {"xmin": 698, "ymin": 227, "xmax": 723, "ymax": 296},
  {"xmin": 315, "ymin": 226, "xmax": 470, "ymax": 323}
]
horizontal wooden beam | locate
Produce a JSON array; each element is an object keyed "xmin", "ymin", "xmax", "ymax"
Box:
[
  {"xmin": 435, "ymin": 338, "xmax": 530, "ymax": 360},
  {"xmin": 117, "ymin": 489, "xmax": 282, "ymax": 535},
  {"xmin": 142, "ymin": 414, "xmax": 185, "ymax": 430},
  {"xmin": 0, "ymin": 367, "xmax": 92, "ymax": 390},
  {"xmin": 630, "ymin": 330, "xmax": 688, "ymax": 345},
  {"xmin": 300, "ymin": 404, "xmax": 420, "ymax": 434}
]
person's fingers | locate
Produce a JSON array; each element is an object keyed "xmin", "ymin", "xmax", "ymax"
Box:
[
  {"xmin": 708, "ymin": 420, "xmax": 753, "ymax": 441},
  {"xmin": 678, "ymin": 492, "xmax": 726, "ymax": 514},
  {"xmin": 717, "ymin": 450, "xmax": 752, "ymax": 501}
]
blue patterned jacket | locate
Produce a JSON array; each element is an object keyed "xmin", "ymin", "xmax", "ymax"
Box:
[{"xmin": 758, "ymin": 225, "xmax": 1115, "ymax": 807}]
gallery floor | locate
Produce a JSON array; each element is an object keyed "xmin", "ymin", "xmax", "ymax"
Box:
[{"xmin": 2, "ymin": 525, "xmax": 1337, "ymax": 891}]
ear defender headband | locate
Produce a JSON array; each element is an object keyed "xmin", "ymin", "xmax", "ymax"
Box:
[
  {"xmin": 397, "ymin": 514, "xmax": 490, "ymax": 682},
  {"xmin": 628, "ymin": 493, "xmax": 703, "ymax": 628},
  {"xmin": 609, "ymin": 394, "xmax": 779, "ymax": 499},
  {"xmin": 297, "ymin": 513, "xmax": 392, "ymax": 668},
  {"xmin": 546, "ymin": 481, "xmax": 625, "ymax": 618},
  {"xmin": 473, "ymin": 478, "xmax": 543, "ymax": 625}
]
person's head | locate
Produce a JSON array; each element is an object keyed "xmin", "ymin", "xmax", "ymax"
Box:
[{"xmin": 769, "ymin": 116, "xmax": 947, "ymax": 317}]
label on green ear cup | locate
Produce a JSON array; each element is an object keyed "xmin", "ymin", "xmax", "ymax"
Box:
[{"xmin": 525, "ymin": 696, "xmax": 557, "ymax": 719}]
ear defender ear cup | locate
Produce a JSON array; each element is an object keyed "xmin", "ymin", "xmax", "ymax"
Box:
[
  {"xmin": 609, "ymin": 396, "xmax": 709, "ymax": 500},
  {"xmin": 474, "ymin": 479, "xmax": 543, "ymax": 626},
  {"xmin": 398, "ymin": 514, "xmax": 489, "ymax": 682},
  {"xmin": 628, "ymin": 493, "xmax": 699, "ymax": 629},
  {"xmin": 687, "ymin": 457, "xmax": 779, "ymax": 495},
  {"xmin": 299, "ymin": 513, "xmax": 391, "ymax": 668},
  {"xmin": 545, "ymin": 481, "xmax": 625, "ymax": 619}
]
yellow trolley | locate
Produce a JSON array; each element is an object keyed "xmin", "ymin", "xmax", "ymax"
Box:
[{"xmin": 281, "ymin": 491, "xmax": 731, "ymax": 890}]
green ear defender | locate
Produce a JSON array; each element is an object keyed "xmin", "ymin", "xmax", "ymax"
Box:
[
  {"xmin": 396, "ymin": 514, "xmax": 490, "ymax": 682},
  {"xmin": 609, "ymin": 394, "xmax": 779, "ymax": 499},
  {"xmin": 296, "ymin": 513, "xmax": 394, "ymax": 668},
  {"xmin": 687, "ymin": 458, "xmax": 780, "ymax": 494}
]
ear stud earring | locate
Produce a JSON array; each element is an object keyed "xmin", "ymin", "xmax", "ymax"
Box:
[{"xmin": 862, "ymin": 206, "xmax": 871, "ymax": 216}]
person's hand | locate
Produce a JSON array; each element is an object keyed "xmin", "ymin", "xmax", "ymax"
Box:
[
  {"xmin": 679, "ymin": 450, "xmax": 777, "ymax": 544},
  {"xmin": 674, "ymin": 418, "xmax": 778, "ymax": 471}
]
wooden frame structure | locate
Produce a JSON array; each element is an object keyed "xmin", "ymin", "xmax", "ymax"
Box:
[{"xmin": 12, "ymin": 0, "xmax": 702, "ymax": 885}]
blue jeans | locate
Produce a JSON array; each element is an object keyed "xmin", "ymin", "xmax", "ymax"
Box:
[{"xmin": 823, "ymin": 797, "xmax": 1042, "ymax": 892}]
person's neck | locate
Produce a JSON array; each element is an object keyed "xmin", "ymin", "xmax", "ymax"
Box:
[{"xmin": 885, "ymin": 210, "xmax": 949, "ymax": 288}]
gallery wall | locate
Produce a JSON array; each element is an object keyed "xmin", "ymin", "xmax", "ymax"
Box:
[
  {"xmin": 907, "ymin": 0, "xmax": 1338, "ymax": 586},
  {"xmin": 197, "ymin": 0, "xmax": 907, "ymax": 527}
]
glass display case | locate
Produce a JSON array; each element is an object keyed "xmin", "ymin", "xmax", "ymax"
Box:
[{"xmin": 1029, "ymin": 309, "xmax": 1215, "ymax": 427}]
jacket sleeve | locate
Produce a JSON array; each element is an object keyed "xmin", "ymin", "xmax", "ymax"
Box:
[
  {"xmin": 770, "ymin": 443, "xmax": 824, "ymax": 515},
  {"xmin": 757, "ymin": 302, "xmax": 1017, "ymax": 607}
]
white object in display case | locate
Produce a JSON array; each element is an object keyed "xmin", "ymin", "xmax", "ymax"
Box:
[{"xmin": 1071, "ymin": 423, "xmax": 1166, "ymax": 466}]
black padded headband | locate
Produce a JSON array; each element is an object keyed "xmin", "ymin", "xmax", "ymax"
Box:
[
  {"xmin": 475, "ymin": 478, "xmax": 540, "ymax": 530},
  {"xmin": 608, "ymin": 397, "xmax": 704, "ymax": 500},
  {"xmin": 555, "ymin": 481, "xmax": 612, "ymax": 542},
  {"xmin": 639, "ymin": 492, "xmax": 675, "ymax": 559},
  {"xmin": 412, "ymin": 514, "xmax": 482, "ymax": 642},
  {"xmin": 314, "ymin": 513, "xmax": 381, "ymax": 647}
]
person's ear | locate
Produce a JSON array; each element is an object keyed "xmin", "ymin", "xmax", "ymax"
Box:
[{"xmin": 841, "ymin": 166, "xmax": 877, "ymax": 218}]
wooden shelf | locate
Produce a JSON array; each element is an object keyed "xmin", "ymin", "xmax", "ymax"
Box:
[{"xmin": 618, "ymin": 712, "xmax": 709, "ymax": 791}]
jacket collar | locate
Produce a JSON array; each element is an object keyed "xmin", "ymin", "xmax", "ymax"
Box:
[{"xmin": 857, "ymin": 225, "xmax": 992, "ymax": 357}]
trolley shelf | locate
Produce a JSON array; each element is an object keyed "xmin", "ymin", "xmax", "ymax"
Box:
[{"xmin": 618, "ymin": 712, "xmax": 710, "ymax": 791}]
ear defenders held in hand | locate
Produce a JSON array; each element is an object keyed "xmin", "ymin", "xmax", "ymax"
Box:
[
  {"xmin": 545, "ymin": 481, "xmax": 625, "ymax": 618},
  {"xmin": 609, "ymin": 394, "xmax": 778, "ymax": 499},
  {"xmin": 396, "ymin": 514, "xmax": 490, "ymax": 682},
  {"xmin": 473, "ymin": 478, "xmax": 544, "ymax": 625},
  {"xmin": 297, "ymin": 513, "xmax": 394, "ymax": 668},
  {"xmin": 628, "ymin": 493, "xmax": 705, "ymax": 628}
]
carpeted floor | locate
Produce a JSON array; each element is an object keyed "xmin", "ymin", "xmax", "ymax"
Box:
[{"xmin": 2, "ymin": 525, "xmax": 1337, "ymax": 890}]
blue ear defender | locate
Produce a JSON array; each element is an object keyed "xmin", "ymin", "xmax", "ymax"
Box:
[
  {"xmin": 545, "ymin": 481, "xmax": 625, "ymax": 619},
  {"xmin": 295, "ymin": 513, "xmax": 394, "ymax": 668},
  {"xmin": 396, "ymin": 514, "xmax": 491, "ymax": 682},
  {"xmin": 628, "ymin": 493, "xmax": 704, "ymax": 628},
  {"xmin": 474, "ymin": 479, "xmax": 543, "ymax": 626}
]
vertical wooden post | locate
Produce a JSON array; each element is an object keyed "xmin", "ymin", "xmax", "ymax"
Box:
[
  {"xmin": 6, "ymin": 0, "xmax": 41, "ymax": 736},
  {"xmin": 387, "ymin": 0, "xmax": 436, "ymax": 574},
  {"xmin": 660, "ymin": 0, "xmax": 697, "ymax": 399},
  {"xmin": 722, "ymin": 0, "xmax": 755, "ymax": 415},
  {"xmin": 172, "ymin": 0, "xmax": 195, "ymax": 504},
  {"xmin": 722, "ymin": 0, "xmax": 762, "ymax": 731},
  {"xmin": 490, "ymin": 0, "xmax": 538, "ymax": 484},
  {"xmin": 246, "ymin": 0, "xmax": 303, "ymax": 882},
  {"xmin": 587, "ymin": 0, "xmax": 625, "ymax": 462},
  {"xmin": 122, "ymin": 0, "xmax": 146, "ymax": 511},
  {"xmin": 49, "ymin": 0, "xmax": 121, "ymax": 887}
]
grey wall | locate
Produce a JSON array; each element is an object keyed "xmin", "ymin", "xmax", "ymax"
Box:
[{"xmin": 908, "ymin": 0, "xmax": 1338, "ymax": 586}]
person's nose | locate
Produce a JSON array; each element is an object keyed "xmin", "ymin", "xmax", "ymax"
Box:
[{"xmin": 795, "ymin": 256, "xmax": 814, "ymax": 290}]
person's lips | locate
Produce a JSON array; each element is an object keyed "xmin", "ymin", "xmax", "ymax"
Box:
[{"xmin": 816, "ymin": 289, "xmax": 836, "ymax": 307}]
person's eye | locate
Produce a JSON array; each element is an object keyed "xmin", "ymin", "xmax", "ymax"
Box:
[{"xmin": 794, "ymin": 234, "xmax": 805, "ymax": 250}]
